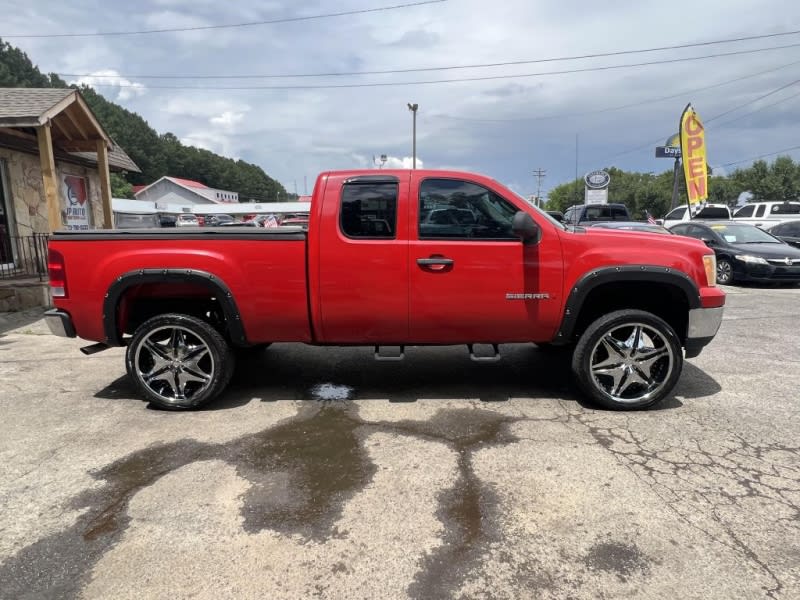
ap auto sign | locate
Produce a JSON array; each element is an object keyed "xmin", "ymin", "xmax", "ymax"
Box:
[{"xmin": 584, "ymin": 170, "xmax": 610, "ymax": 189}]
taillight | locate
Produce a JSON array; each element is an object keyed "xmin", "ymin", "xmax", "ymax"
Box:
[{"xmin": 48, "ymin": 248, "xmax": 68, "ymax": 298}]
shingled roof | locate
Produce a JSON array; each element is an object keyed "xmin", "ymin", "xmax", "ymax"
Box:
[{"xmin": 0, "ymin": 87, "xmax": 140, "ymax": 173}]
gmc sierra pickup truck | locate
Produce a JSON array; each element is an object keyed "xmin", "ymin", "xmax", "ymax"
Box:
[{"xmin": 45, "ymin": 169, "xmax": 725, "ymax": 411}]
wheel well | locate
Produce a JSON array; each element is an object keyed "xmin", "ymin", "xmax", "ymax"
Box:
[
  {"xmin": 571, "ymin": 282, "xmax": 690, "ymax": 343},
  {"xmin": 117, "ymin": 282, "xmax": 229, "ymax": 340}
]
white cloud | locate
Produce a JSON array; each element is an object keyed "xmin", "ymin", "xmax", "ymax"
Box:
[
  {"xmin": 16, "ymin": 0, "xmax": 800, "ymax": 194},
  {"xmin": 69, "ymin": 70, "xmax": 146, "ymax": 102},
  {"xmin": 210, "ymin": 111, "xmax": 246, "ymax": 129},
  {"xmin": 378, "ymin": 155, "xmax": 424, "ymax": 169}
]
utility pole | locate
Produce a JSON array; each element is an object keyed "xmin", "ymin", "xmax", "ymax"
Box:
[
  {"xmin": 407, "ymin": 103, "xmax": 418, "ymax": 169},
  {"xmin": 532, "ymin": 168, "xmax": 547, "ymax": 207}
]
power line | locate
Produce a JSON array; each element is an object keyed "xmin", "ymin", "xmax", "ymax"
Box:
[
  {"xmin": 74, "ymin": 42, "xmax": 800, "ymax": 91},
  {"xmin": 57, "ymin": 28, "xmax": 800, "ymax": 79},
  {"xmin": 705, "ymin": 78, "xmax": 800, "ymax": 123},
  {"xmin": 596, "ymin": 74, "xmax": 800, "ymax": 165},
  {"xmin": 718, "ymin": 145, "xmax": 800, "ymax": 168},
  {"xmin": 0, "ymin": 0, "xmax": 446, "ymax": 38},
  {"xmin": 712, "ymin": 88, "xmax": 800, "ymax": 129},
  {"xmin": 435, "ymin": 59, "xmax": 800, "ymax": 124}
]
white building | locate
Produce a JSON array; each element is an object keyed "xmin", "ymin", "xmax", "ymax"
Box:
[{"xmin": 134, "ymin": 176, "xmax": 238, "ymax": 206}]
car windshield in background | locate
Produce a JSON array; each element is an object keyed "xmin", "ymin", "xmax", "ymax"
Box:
[{"xmin": 709, "ymin": 223, "xmax": 782, "ymax": 243}]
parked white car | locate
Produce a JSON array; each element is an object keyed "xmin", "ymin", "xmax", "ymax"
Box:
[
  {"xmin": 661, "ymin": 204, "xmax": 732, "ymax": 228},
  {"xmin": 732, "ymin": 201, "xmax": 800, "ymax": 228},
  {"xmin": 175, "ymin": 214, "xmax": 199, "ymax": 227}
]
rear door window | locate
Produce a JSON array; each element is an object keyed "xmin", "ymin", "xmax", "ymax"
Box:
[
  {"xmin": 772, "ymin": 203, "xmax": 800, "ymax": 215},
  {"xmin": 340, "ymin": 182, "xmax": 398, "ymax": 239},
  {"xmin": 755, "ymin": 205, "xmax": 766, "ymax": 217}
]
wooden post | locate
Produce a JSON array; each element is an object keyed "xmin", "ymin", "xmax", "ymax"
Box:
[
  {"xmin": 96, "ymin": 139, "xmax": 113, "ymax": 229},
  {"xmin": 36, "ymin": 124, "xmax": 62, "ymax": 233}
]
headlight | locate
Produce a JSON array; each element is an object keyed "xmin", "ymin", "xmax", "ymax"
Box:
[
  {"xmin": 734, "ymin": 254, "xmax": 769, "ymax": 265},
  {"xmin": 702, "ymin": 254, "xmax": 717, "ymax": 286}
]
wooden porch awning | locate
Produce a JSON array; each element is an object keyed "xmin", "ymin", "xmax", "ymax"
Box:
[{"xmin": 0, "ymin": 88, "xmax": 138, "ymax": 231}]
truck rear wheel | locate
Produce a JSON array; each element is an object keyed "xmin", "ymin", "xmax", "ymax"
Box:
[
  {"xmin": 125, "ymin": 313, "xmax": 235, "ymax": 410},
  {"xmin": 571, "ymin": 309, "xmax": 682, "ymax": 410}
]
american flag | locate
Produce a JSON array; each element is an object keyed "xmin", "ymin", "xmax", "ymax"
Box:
[{"xmin": 646, "ymin": 211, "xmax": 657, "ymax": 225}]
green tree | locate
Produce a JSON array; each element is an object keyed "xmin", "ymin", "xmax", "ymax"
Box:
[
  {"xmin": 110, "ymin": 173, "xmax": 134, "ymax": 198},
  {"xmin": 731, "ymin": 157, "xmax": 800, "ymax": 202}
]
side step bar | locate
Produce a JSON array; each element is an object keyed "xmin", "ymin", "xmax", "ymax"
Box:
[
  {"xmin": 373, "ymin": 344, "xmax": 502, "ymax": 362},
  {"xmin": 80, "ymin": 342, "xmax": 111, "ymax": 356},
  {"xmin": 468, "ymin": 343, "xmax": 501, "ymax": 362},
  {"xmin": 374, "ymin": 345, "xmax": 405, "ymax": 361}
]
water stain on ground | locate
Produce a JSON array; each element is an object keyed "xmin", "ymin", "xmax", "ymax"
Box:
[
  {"xmin": 583, "ymin": 541, "xmax": 652, "ymax": 581},
  {"xmin": 0, "ymin": 404, "xmax": 521, "ymax": 600}
]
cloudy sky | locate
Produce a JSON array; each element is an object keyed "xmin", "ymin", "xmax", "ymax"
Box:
[{"xmin": 2, "ymin": 0, "xmax": 800, "ymax": 198}]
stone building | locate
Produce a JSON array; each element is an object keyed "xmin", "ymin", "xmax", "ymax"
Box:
[{"xmin": 0, "ymin": 88, "xmax": 139, "ymax": 311}]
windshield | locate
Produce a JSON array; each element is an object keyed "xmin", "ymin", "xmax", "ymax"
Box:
[
  {"xmin": 709, "ymin": 223, "xmax": 782, "ymax": 243},
  {"xmin": 508, "ymin": 189, "xmax": 567, "ymax": 230}
]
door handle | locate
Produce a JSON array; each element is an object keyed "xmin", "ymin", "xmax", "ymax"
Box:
[{"xmin": 417, "ymin": 257, "xmax": 454, "ymax": 271}]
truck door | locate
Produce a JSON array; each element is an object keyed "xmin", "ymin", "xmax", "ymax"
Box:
[
  {"xmin": 315, "ymin": 174, "xmax": 409, "ymax": 343},
  {"xmin": 409, "ymin": 176, "xmax": 562, "ymax": 342}
]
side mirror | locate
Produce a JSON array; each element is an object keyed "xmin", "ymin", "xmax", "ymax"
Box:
[
  {"xmin": 700, "ymin": 237, "xmax": 715, "ymax": 246},
  {"xmin": 512, "ymin": 211, "xmax": 541, "ymax": 244}
]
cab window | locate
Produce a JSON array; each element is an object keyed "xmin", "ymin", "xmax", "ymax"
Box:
[
  {"xmin": 419, "ymin": 179, "xmax": 517, "ymax": 240},
  {"xmin": 666, "ymin": 207, "xmax": 687, "ymax": 220},
  {"xmin": 734, "ymin": 205, "xmax": 754, "ymax": 217},
  {"xmin": 340, "ymin": 182, "xmax": 397, "ymax": 239}
]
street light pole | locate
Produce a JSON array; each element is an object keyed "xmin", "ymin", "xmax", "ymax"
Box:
[{"xmin": 407, "ymin": 103, "xmax": 418, "ymax": 169}]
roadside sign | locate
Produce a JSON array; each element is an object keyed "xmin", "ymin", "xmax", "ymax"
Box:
[{"xmin": 655, "ymin": 146, "xmax": 681, "ymax": 158}]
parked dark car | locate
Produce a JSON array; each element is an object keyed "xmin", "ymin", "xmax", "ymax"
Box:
[
  {"xmin": 766, "ymin": 220, "xmax": 800, "ymax": 249},
  {"xmin": 158, "ymin": 215, "xmax": 177, "ymax": 228},
  {"xmin": 546, "ymin": 210, "xmax": 564, "ymax": 223},
  {"xmin": 563, "ymin": 203, "xmax": 631, "ymax": 225},
  {"xmin": 669, "ymin": 220, "xmax": 800, "ymax": 284},
  {"xmin": 591, "ymin": 221, "xmax": 672, "ymax": 235}
]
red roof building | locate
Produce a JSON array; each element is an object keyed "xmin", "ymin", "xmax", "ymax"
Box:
[{"xmin": 133, "ymin": 176, "xmax": 239, "ymax": 206}]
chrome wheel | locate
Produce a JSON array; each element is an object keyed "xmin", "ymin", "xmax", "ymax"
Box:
[
  {"xmin": 133, "ymin": 325, "xmax": 215, "ymax": 406},
  {"xmin": 717, "ymin": 259, "xmax": 733, "ymax": 285},
  {"xmin": 589, "ymin": 322, "xmax": 675, "ymax": 405}
]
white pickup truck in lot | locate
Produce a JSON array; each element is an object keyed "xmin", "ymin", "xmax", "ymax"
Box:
[{"xmin": 732, "ymin": 201, "xmax": 800, "ymax": 228}]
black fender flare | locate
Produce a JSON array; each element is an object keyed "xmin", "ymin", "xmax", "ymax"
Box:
[
  {"xmin": 103, "ymin": 269, "xmax": 246, "ymax": 346},
  {"xmin": 554, "ymin": 265, "xmax": 700, "ymax": 343}
]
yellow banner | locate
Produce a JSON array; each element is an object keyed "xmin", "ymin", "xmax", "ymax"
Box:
[{"xmin": 680, "ymin": 106, "xmax": 708, "ymax": 204}]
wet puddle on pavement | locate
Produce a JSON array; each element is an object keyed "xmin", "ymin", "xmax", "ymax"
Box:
[{"xmin": 0, "ymin": 401, "xmax": 520, "ymax": 599}]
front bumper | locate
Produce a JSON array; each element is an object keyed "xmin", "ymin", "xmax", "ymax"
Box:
[
  {"xmin": 737, "ymin": 261, "xmax": 800, "ymax": 283},
  {"xmin": 44, "ymin": 308, "xmax": 76, "ymax": 338},
  {"xmin": 685, "ymin": 306, "xmax": 724, "ymax": 358}
]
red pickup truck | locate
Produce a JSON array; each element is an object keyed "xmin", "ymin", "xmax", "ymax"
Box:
[{"xmin": 44, "ymin": 169, "xmax": 725, "ymax": 411}]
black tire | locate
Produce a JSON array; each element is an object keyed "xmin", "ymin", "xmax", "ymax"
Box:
[
  {"xmin": 717, "ymin": 258, "xmax": 734, "ymax": 285},
  {"xmin": 125, "ymin": 313, "xmax": 235, "ymax": 410},
  {"xmin": 571, "ymin": 309, "xmax": 683, "ymax": 410}
]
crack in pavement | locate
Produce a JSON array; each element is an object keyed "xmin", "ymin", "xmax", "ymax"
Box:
[{"xmin": 572, "ymin": 413, "xmax": 799, "ymax": 599}]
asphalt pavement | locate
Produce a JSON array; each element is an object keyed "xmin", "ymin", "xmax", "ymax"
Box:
[{"xmin": 0, "ymin": 285, "xmax": 798, "ymax": 599}]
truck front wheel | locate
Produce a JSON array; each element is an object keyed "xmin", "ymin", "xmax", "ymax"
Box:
[
  {"xmin": 125, "ymin": 313, "xmax": 235, "ymax": 410},
  {"xmin": 571, "ymin": 309, "xmax": 683, "ymax": 410}
]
